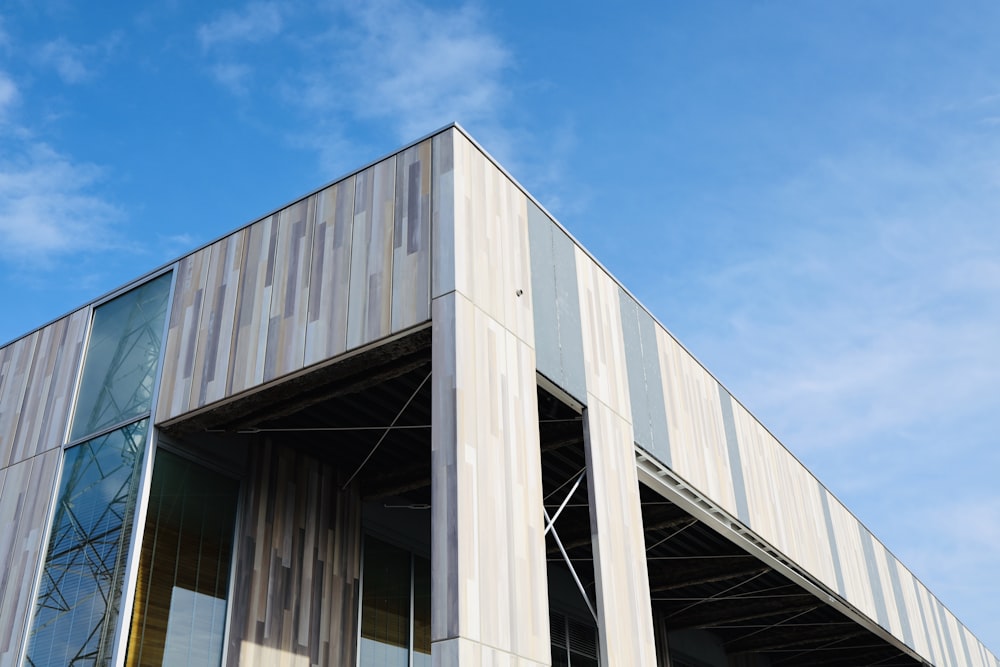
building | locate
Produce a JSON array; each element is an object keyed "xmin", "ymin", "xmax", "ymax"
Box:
[{"xmin": 0, "ymin": 124, "xmax": 995, "ymax": 667}]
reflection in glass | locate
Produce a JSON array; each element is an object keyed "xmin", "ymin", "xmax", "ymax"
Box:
[
  {"xmin": 126, "ymin": 450, "xmax": 239, "ymax": 667},
  {"xmin": 412, "ymin": 555, "xmax": 431, "ymax": 667},
  {"xmin": 27, "ymin": 420, "xmax": 149, "ymax": 667},
  {"xmin": 71, "ymin": 272, "xmax": 171, "ymax": 442},
  {"xmin": 359, "ymin": 538, "xmax": 411, "ymax": 667}
]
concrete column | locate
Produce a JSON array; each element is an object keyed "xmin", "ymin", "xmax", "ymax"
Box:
[
  {"xmin": 575, "ymin": 247, "xmax": 658, "ymax": 666},
  {"xmin": 430, "ymin": 128, "xmax": 551, "ymax": 665},
  {"xmin": 431, "ymin": 292, "xmax": 550, "ymax": 665}
]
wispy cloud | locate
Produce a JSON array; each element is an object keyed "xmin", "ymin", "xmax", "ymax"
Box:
[
  {"xmin": 0, "ymin": 141, "xmax": 121, "ymax": 262},
  {"xmin": 36, "ymin": 34, "xmax": 121, "ymax": 84},
  {"xmin": 677, "ymin": 125, "xmax": 1000, "ymax": 467},
  {"xmin": 197, "ymin": 0, "xmax": 515, "ymax": 172},
  {"xmin": 209, "ymin": 62, "xmax": 253, "ymax": 95},
  {"xmin": 38, "ymin": 38, "xmax": 91, "ymax": 83},
  {"xmin": 0, "ymin": 68, "xmax": 121, "ymax": 265},
  {"xmin": 330, "ymin": 1, "xmax": 511, "ymax": 141},
  {"xmin": 197, "ymin": 2, "xmax": 283, "ymax": 49},
  {"xmin": 0, "ymin": 70, "xmax": 18, "ymax": 119}
]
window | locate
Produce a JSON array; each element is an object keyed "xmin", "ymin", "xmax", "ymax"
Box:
[
  {"xmin": 125, "ymin": 449, "xmax": 240, "ymax": 667},
  {"xmin": 359, "ymin": 536, "xmax": 431, "ymax": 667},
  {"xmin": 27, "ymin": 273, "xmax": 172, "ymax": 667},
  {"xmin": 26, "ymin": 421, "xmax": 150, "ymax": 666},
  {"xmin": 70, "ymin": 272, "xmax": 172, "ymax": 442}
]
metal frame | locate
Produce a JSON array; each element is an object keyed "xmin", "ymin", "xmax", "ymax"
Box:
[{"xmin": 634, "ymin": 446, "xmax": 926, "ymax": 666}]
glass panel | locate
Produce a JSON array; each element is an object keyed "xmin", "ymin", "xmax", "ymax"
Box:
[
  {"xmin": 71, "ymin": 273, "xmax": 171, "ymax": 441},
  {"xmin": 27, "ymin": 420, "xmax": 149, "ymax": 667},
  {"xmin": 412, "ymin": 555, "xmax": 431, "ymax": 667},
  {"xmin": 359, "ymin": 537, "xmax": 410, "ymax": 667},
  {"xmin": 125, "ymin": 450, "xmax": 239, "ymax": 667}
]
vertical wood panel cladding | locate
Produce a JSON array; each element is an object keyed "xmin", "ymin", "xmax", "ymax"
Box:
[
  {"xmin": 583, "ymin": 402, "xmax": 658, "ymax": 666},
  {"xmin": 451, "ymin": 133, "xmax": 534, "ymax": 345},
  {"xmin": 0, "ymin": 310, "xmax": 87, "ymax": 468},
  {"xmin": 652, "ymin": 327, "xmax": 740, "ymax": 517},
  {"xmin": 0, "ymin": 449, "xmax": 60, "ymax": 667},
  {"xmin": 159, "ymin": 247, "xmax": 213, "ymax": 418},
  {"xmin": 157, "ymin": 140, "xmax": 435, "ymax": 423},
  {"xmin": 430, "ymin": 293, "xmax": 550, "ymax": 663},
  {"xmin": 229, "ymin": 214, "xmax": 279, "ymax": 396},
  {"xmin": 227, "ymin": 440, "xmax": 361, "ymax": 667},
  {"xmin": 392, "ymin": 140, "xmax": 432, "ymax": 332},
  {"xmin": 263, "ymin": 197, "xmax": 315, "ymax": 381},
  {"xmin": 304, "ymin": 177, "xmax": 355, "ymax": 367},
  {"xmin": 190, "ymin": 230, "xmax": 247, "ymax": 408},
  {"xmin": 347, "ymin": 157, "xmax": 395, "ymax": 349}
]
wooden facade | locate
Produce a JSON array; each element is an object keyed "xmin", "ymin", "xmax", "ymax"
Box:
[
  {"xmin": 226, "ymin": 440, "xmax": 362, "ymax": 667},
  {"xmin": 0, "ymin": 125, "xmax": 996, "ymax": 667}
]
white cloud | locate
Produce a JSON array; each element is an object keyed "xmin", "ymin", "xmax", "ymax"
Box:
[
  {"xmin": 197, "ymin": 0, "xmax": 515, "ymax": 172},
  {"xmin": 336, "ymin": 1, "xmax": 511, "ymax": 141},
  {"xmin": 197, "ymin": 2, "xmax": 283, "ymax": 49},
  {"xmin": 38, "ymin": 38, "xmax": 91, "ymax": 83},
  {"xmin": 0, "ymin": 70, "xmax": 18, "ymax": 119},
  {"xmin": 0, "ymin": 141, "xmax": 121, "ymax": 261},
  {"xmin": 210, "ymin": 62, "xmax": 253, "ymax": 95}
]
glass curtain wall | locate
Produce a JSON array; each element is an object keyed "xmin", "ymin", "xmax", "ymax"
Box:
[
  {"xmin": 125, "ymin": 450, "xmax": 240, "ymax": 667},
  {"xmin": 26, "ymin": 273, "xmax": 172, "ymax": 667},
  {"xmin": 359, "ymin": 537, "xmax": 431, "ymax": 667}
]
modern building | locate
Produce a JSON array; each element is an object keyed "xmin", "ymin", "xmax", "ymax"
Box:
[{"xmin": 0, "ymin": 124, "xmax": 995, "ymax": 667}]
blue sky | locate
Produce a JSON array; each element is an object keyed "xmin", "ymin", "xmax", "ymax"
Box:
[{"xmin": 2, "ymin": 0, "xmax": 998, "ymax": 654}]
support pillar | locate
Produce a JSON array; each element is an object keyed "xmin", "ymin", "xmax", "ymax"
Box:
[
  {"xmin": 431, "ymin": 293, "xmax": 550, "ymax": 665},
  {"xmin": 576, "ymin": 248, "xmax": 658, "ymax": 666}
]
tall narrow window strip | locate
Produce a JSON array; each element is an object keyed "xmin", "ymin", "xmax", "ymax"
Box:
[
  {"xmin": 26, "ymin": 420, "xmax": 149, "ymax": 667},
  {"xmin": 412, "ymin": 554, "xmax": 431, "ymax": 666},
  {"xmin": 125, "ymin": 449, "xmax": 240, "ymax": 667},
  {"xmin": 70, "ymin": 272, "xmax": 172, "ymax": 442},
  {"xmin": 359, "ymin": 537, "xmax": 412, "ymax": 667}
]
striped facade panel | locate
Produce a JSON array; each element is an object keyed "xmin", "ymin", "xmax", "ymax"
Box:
[
  {"xmin": 0, "ymin": 449, "xmax": 61, "ymax": 667},
  {"xmin": 304, "ymin": 177, "xmax": 355, "ymax": 366},
  {"xmin": 189, "ymin": 229, "xmax": 248, "ymax": 407},
  {"xmin": 581, "ymin": 402, "xmax": 657, "ymax": 666},
  {"xmin": 730, "ymin": 403, "xmax": 838, "ymax": 589},
  {"xmin": 228, "ymin": 213, "xmax": 279, "ymax": 396},
  {"xmin": 573, "ymin": 251, "xmax": 656, "ymax": 665},
  {"xmin": 430, "ymin": 293, "xmax": 550, "ymax": 663},
  {"xmin": 392, "ymin": 140, "xmax": 433, "ymax": 331},
  {"xmin": 526, "ymin": 201, "xmax": 586, "ymax": 403},
  {"xmin": 347, "ymin": 156, "xmax": 395, "ymax": 349},
  {"xmin": 652, "ymin": 326, "xmax": 740, "ymax": 517},
  {"xmin": 227, "ymin": 440, "xmax": 361, "ymax": 667},
  {"xmin": 157, "ymin": 140, "xmax": 435, "ymax": 423},
  {"xmin": 618, "ymin": 290, "xmax": 671, "ymax": 466},
  {"xmin": 912, "ymin": 577, "xmax": 943, "ymax": 665},
  {"xmin": 826, "ymin": 491, "xmax": 881, "ymax": 623},
  {"xmin": 575, "ymin": 248, "xmax": 630, "ymax": 416},
  {"xmin": 450, "ymin": 133, "xmax": 534, "ymax": 346},
  {"xmin": 0, "ymin": 309, "xmax": 87, "ymax": 468},
  {"xmin": 263, "ymin": 196, "xmax": 315, "ymax": 381},
  {"xmin": 817, "ymin": 483, "xmax": 848, "ymax": 597}
]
